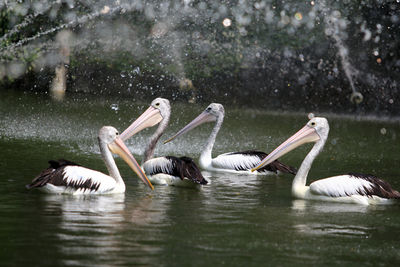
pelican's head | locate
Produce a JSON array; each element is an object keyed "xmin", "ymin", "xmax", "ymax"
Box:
[
  {"xmin": 251, "ymin": 116, "xmax": 330, "ymax": 172},
  {"xmin": 306, "ymin": 116, "xmax": 329, "ymax": 141},
  {"xmin": 120, "ymin": 97, "xmax": 170, "ymax": 142},
  {"xmin": 99, "ymin": 126, "xmax": 153, "ymax": 190},
  {"xmin": 150, "ymin": 97, "xmax": 171, "ymax": 120},
  {"xmin": 204, "ymin": 103, "xmax": 225, "ymax": 120},
  {"xmin": 163, "ymin": 103, "xmax": 224, "ymax": 144},
  {"xmin": 99, "ymin": 126, "xmax": 120, "ymax": 144}
]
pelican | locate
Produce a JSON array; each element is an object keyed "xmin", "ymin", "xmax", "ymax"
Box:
[
  {"xmin": 164, "ymin": 103, "xmax": 296, "ymax": 175},
  {"xmin": 251, "ymin": 115, "xmax": 400, "ymax": 205},
  {"xmin": 26, "ymin": 126, "xmax": 154, "ymax": 194},
  {"xmin": 120, "ymin": 98, "xmax": 208, "ymax": 186}
]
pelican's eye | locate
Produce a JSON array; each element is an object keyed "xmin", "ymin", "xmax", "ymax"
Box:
[
  {"xmin": 206, "ymin": 107, "xmax": 211, "ymax": 111},
  {"xmin": 155, "ymin": 102, "xmax": 160, "ymax": 107},
  {"xmin": 116, "ymin": 132, "xmax": 119, "ymax": 135},
  {"xmin": 310, "ymin": 122, "xmax": 316, "ymax": 127}
]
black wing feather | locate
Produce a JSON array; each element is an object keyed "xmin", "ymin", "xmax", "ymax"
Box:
[
  {"xmin": 147, "ymin": 156, "xmax": 208, "ymax": 185},
  {"xmin": 176, "ymin": 156, "xmax": 208, "ymax": 185},
  {"xmin": 26, "ymin": 166, "xmax": 65, "ymax": 189},
  {"xmin": 348, "ymin": 173, "xmax": 400, "ymax": 199},
  {"xmin": 48, "ymin": 159, "xmax": 80, "ymax": 169},
  {"xmin": 26, "ymin": 159, "xmax": 85, "ymax": 190}
]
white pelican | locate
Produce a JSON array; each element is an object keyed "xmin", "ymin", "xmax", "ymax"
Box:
[
  {"xmin": 26, "ymin": 126, "xmax": 154, "ymax": 194},
  {"xmin": 251, "ymin": 116, "xmax": 400, "ymax": 205},
  {"xmin": 120, "ymin": 98, "xmax": 208, "ymax": 186},
  {"xmin": 164, "ymin": 103, "xmax": 297, "ymax": 175}
]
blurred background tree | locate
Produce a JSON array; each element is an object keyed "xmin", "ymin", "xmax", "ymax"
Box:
[{"xmin": 0, "ymin": 0, "xmax": 399, "ymax": 115}]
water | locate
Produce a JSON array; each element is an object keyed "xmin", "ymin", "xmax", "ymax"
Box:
[{"xmin": 1, "ymin": 90, "xmax": 400, "ymax": 266}]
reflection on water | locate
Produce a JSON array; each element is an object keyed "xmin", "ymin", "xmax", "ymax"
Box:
[
  {"xmin": 41, "ymin": 193, "xmax": 172, "ymax": 266},
  {"xmin": 44, "ymin": 194, "xmax": 126, "ymax": 266},
  {"xmin": 291, "ymin": 200, "xmax": 370, "ymax": 213},
  {"xmin": 293, "ymin": 223, "xmax": 373, "ymax": 238},
  {"xmin": 125, "ymin": 194, "xmax": 167, "ymax": 226},
  {"xmin": 203, "ymin": 171, "xmax": 260, "ymax": 188},
  {"xmin": 44, "ymin": 194, "xmax": 126, "ymax": 233},
  {"xmin": 290, "ymin": 200, "xmax": 378, "ymax": 239}
]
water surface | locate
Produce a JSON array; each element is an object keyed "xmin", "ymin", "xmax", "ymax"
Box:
[{"xmin": 1, "ymin": 91, "xmax": 399, "ymax": 266}]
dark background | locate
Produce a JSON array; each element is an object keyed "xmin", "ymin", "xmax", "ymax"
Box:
[{"xmin": 1, "ymin": 0, "xmax": 399, "ymax": 115}]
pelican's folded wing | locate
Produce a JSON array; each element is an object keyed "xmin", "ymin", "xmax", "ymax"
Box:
[
  {"xmin": 212, "ymin": 150, "xmax": 296, "ymax": 174},
  {"xmin": 309, "ymin": 173, "xmax": 400, "ymax": 198}
]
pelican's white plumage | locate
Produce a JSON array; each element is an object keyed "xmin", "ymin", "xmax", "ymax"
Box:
[
  {"xmin": 58, "ymin": 166, "xmax": 120, "ymax": 194},
  {"xmin": 210, "ymin": 153, "xmax": 265, "ymax": 173},
  {"xmin": 252, "ymin": 116, "xmax": 400, "ymax": 205},
  {"xmin": 309, "ymin": 175, "xmax": 375, "ymax": 197},
  {"xmin": 27, "ymin": 126, "xmax": 153, "ymax": 194},
  {"xmin": 142, "ymin": 157, "xmax": 174, "ymax": 175}
]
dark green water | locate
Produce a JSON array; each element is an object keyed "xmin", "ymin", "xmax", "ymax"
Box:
[{"xmin": 1, "ymin": 90, "xmax": 400, "ymax": 266}]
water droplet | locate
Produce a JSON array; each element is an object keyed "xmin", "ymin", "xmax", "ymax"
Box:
[
  {"xmin": 100, "ymin": 6, "xmax": 110, "ymax": 14},
  {"xmin": 222, "ymin": 18, "xmax": 232, "ymax": 27},
  {"xmin": 294, "ymin": 12, "xmax": 303, "ymax": 21},
  {"xmin": 110, "ymin": 104, "xmax": 119, "ymax": 111},
  {"xmin": 132, "ymin": 67, "xmax": 140, "ymax": 75},
  {"xmin": 380, "ymin": 128, "xmax": 387, "ymax": 135},
  {"xmin": 350, "ymin": 92, "xmax": 363, "ymax": 104}
]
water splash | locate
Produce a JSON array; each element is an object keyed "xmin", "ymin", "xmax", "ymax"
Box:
[
  {"xmin": 1, "ymin": 0, "xmax": 398, "ymax": 114},
  {"xmin": 319, "ymin": 1, "xmax": 364, "ymax": 104},
  {"xmin": 0, "ymin": 1, "xmax": 58, "ymax": 44},
  {"xmin": 1, "ymin": 3, "xmax": 138, "ymax": 54}
]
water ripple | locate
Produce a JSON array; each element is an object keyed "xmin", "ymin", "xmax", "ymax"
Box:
[{"xmin": 293, "ymin": 223, "xmax": 373, "ymax": 238}]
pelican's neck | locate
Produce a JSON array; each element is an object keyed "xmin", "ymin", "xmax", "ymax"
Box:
[
  {"xmin": 144, "ymin": 115, "xmax": 169, "ymax": 162},
  {"xmin": 292, "ymin": 138, "xmax": 325, "ymax": 196},
  {"xmin": 99, "ymin": 139, "xmax": 125, "ymax": 187},
  {"xmin": 200, "ymin": 115, "xmax": 223, "ymax": 167}
]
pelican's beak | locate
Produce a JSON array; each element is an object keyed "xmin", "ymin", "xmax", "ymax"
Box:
[
  {"xmin": 164, "ymin": 110, "xmax": 215, "ymax": 144},
  {"xmin": 120, "ymin": 106, "xmax": 163, "ymax": 141},
  {"xmin": 251, "ymin": 124, "xmax": 320, "ymax": 172},
  {"xmin": 109, "ymin": 137, "xmax": 154, "ymax": 190}
]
